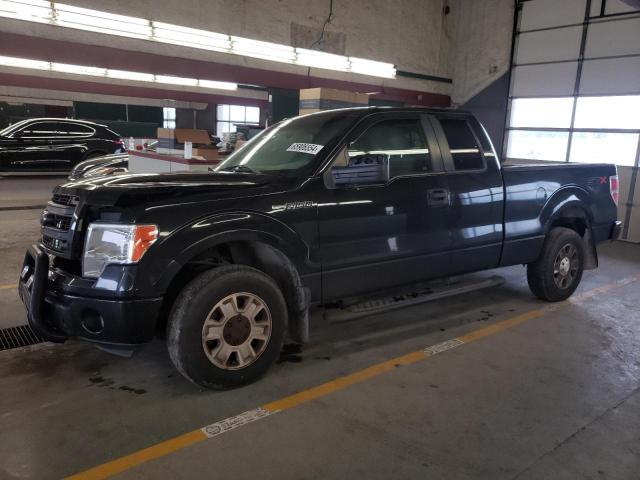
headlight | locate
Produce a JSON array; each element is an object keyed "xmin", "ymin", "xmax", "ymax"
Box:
[{"xmin": 83, "ymin": 223, "xmax": 158, "ymax": 278}]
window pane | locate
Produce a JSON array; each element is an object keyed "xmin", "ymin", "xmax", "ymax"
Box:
[
  {"xmin": 439, "ymin": 118, "xmax": 484, "ymax": 170},
  {"xmin": 163, "ymin": 107, "xmax": 176, "ymax": 121},
  {"xmin": 569, "ymin": 132, "xmax": 639, "ymax": 166},
  {"xmin": 507, "ymin": 130, "xmax": 569, "ymax": 161},
  {"xmin": 57, "ymin": 123, "xmax": 93, "ymax": 135},
  {"xmin": 217, "ymin": 104, "xmax": 230, "ymax": 121},
  {"xmin": 349, "ymin": 118, "xmax": 431, "ymax": 178},
  {"xmin": 20, "ymin": 122, "xmax": 59, "ymax": 137},
  {"xmin": 245, "ymin": 106, "xmax": 260, "ymax": 124},
  {"xmin": 229, "ymin": 105, "xmax": 245, "ymax": 122},
  {"xmin": 164, "ymin": 120, "xmax": 176, "ymax": 129},
  {"xmin": 510, "ymin": 97, "xmax": 574, "ymax": 128},
  {"xmin": 216, "ymin": 121, "xmax": 236, "ymax": 138},
  {"xmin": 574, "ymin": 96, "xmax": 640, "ymax": 129}
]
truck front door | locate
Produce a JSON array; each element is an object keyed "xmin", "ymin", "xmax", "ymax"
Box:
[{"xmin": 317, "ymin": 113, "xmax": 451, "ymax": 301}]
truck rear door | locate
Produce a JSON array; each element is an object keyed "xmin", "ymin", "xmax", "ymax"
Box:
[
  {"xmin": 429, "ymin": 114, "xmax": 504, "ymax": 274},
  {"xmin": 317, "ymin": 112, "xmax": 451, "ymax": 300}
]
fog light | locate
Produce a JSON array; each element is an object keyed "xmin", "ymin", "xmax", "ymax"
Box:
[{"xmin": 81, "ymin": 309, "xmax": 104, "ymax": 334}]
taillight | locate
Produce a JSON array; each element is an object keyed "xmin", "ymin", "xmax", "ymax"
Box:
[{"xmin": 610, "ymin": 175, "xmax": 619, "ymax": 206}]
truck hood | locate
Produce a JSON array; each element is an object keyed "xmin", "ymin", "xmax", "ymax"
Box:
[{"xmin": 56, "ymin": 171, "xmax": 292, "ymax": 207}]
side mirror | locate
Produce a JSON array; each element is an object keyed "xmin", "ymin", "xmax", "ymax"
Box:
[{"xmin": 331, "ymin": 154, "xmax": 389, "ymax": 186}]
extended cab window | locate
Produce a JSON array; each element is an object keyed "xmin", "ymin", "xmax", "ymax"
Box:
[
  {"xmin": 438, "ymin": 118, "xmax": 485, "ymax": 171},
  {"xmin": 349, "ymin": 118, "xmax": 431, "ymax": 179},
  {"xmin": 17, "ymin": 122, "xmax": 59, "ymax": 138}
]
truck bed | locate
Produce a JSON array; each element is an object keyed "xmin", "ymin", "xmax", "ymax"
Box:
[{"xmin": 499, "ymin": 161, "xmax": 618, "ymax": 266}]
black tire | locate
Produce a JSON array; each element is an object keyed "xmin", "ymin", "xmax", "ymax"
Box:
[
  {"xmin": 167, "ymin": 265, "xmax": 287, "ymax": 389},
  {"xmin": 527, "ymin": 227, "xmax": 585, "ymax": 302}
]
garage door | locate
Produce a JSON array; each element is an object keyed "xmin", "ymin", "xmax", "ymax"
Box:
[{"xmin": 504, "ymin": 0, "xmax": 640, "ymax": 239}]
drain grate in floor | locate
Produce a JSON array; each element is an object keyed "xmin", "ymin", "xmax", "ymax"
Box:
[{"xmin": 0, "ymin": 324, "xmax": 43, "ymax": 351}]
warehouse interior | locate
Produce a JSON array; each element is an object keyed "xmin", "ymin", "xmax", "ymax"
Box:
[{"xmin": 0, "ymin": 1, "xmax": 639, "ymax": 479}]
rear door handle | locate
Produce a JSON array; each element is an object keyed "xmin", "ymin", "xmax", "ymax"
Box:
[{"xmin": 427, "ymin": 188, "xmax": 449, "ymax": 206}]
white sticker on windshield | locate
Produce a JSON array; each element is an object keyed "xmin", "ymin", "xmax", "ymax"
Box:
[{"xmin": 286, "ymin": 143, "xmax": 323, "ymax": 155}]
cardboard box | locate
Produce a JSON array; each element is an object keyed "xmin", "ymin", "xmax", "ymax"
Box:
[
  {"xmin": 157, "ymin": 128, "xmax": 215, "ymax": 154},
  {"xmin": 299, "ymin": 88, "xmax": 369, "ymax": 115},
  {"xmin": 192, "ymin": 146, "xmax": 219, "ymax": 161}
]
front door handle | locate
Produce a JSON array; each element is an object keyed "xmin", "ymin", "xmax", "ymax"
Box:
[{"xmin": 427, "ymin": 188, "xmax": 449, "ymax": 206}]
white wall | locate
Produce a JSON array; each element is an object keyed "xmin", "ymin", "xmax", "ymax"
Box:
[{"xmin": 449, "ymin": 0, "xmax": 515, "ymax": 106}]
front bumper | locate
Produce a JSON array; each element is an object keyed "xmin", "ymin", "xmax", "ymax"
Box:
[{"xmin": 18, "ymin": 244, "xmax": 162, "ymax": 347}]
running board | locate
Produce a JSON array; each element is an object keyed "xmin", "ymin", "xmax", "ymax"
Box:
[{"xmin": 323, "ymin": 275, "xmax": 505, "ymax": 323}]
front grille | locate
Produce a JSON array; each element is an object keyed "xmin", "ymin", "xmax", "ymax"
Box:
[
  {"xmin": 0, "ymin": 325, "xmax": 43, "ymax": 351},
  {"xmin": 42, "ymin": 190, "xmax": 81, "ymax": 259},
  {"xmin": 52, "ymin": 193, "xmax": 79, "ymax": 207},
  {"xmin": 42, "ymin": 212, "xmax": 72, "ymax": 231},
  {"xmin": 42, "ymin": 234, "xmax": 68, "ymax": 253}
]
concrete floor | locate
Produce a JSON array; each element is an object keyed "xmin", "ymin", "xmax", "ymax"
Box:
[{"xmin": 0, "ymin": 178, "xmax": 639, "ymax": 479}]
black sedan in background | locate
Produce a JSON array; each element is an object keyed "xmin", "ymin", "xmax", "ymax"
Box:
[{"xmin": 0, "ymin": 118, "xmax": 124, "ymax": 173}]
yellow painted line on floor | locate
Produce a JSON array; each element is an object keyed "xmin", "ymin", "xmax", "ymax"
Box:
[
  {"xmin": 64, "ymin": 273, "xmax": 639, "ymax": 480},
  {"xmin": 65, "ymin": 430, "xmax": 207, "ymax": 480},
  {"xmin": 263, "ymin": 350, "xmax": 427, "ymax": 413},
  {"xmin": 0, "ymin": 284, "xmax": 16, "ymax": 290}
]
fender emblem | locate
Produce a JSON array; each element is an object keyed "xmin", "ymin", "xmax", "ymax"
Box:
[{"xmin": 272, "ymin": 201, "xmax": 316, "ymax": 211}]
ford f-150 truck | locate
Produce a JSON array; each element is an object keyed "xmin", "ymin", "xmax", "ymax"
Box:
[{"xmin": 19, "ymin": 107, "xmax": 621, "ymax": 389}]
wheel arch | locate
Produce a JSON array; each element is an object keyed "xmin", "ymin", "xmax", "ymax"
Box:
[
  {"xmin": 153, "ymin": 213, "xmax": 312, "ymax": 343},
  {"xmin": 542, "ymin": 187, "xmax": 598, "ymax": 269}
]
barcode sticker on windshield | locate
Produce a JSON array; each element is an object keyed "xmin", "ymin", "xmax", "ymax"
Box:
[{"xmin": 287, "ymin": 143, "xmax": 323, "ymax": 155}]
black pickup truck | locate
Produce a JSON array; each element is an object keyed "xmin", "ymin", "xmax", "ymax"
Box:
[{"xmin": 19, "ymin": 107, "xmax": 621, "ymax": 389}]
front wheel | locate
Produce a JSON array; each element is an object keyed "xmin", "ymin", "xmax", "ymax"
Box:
[
  {"xmin": 167, "ymin": 265, "xmax": 287, "ymax": 389},
  {"xmin": 527, "ymin": 227, "xmax": 585, "ymax": 302}
]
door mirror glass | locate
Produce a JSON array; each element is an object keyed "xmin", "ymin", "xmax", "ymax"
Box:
[{"xmin": 331, "ymin": 153, "xmax": 390, "ymax": 186}]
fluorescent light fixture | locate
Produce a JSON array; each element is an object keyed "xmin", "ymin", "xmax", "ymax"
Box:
[
  {"xmin": 154, "ymin": 75, "xmax": 198, "ymax": 87},
  {"xmin": 0, "ymin": 54, "xmax": 49, "ymax": 70},
  {"xmin": 349, "ymin": 57, "xmax": 396, "ymax": 78},
  {"xmin": 295, "ymin": 48, "xmax": 350, "ymax": 71},
  {"xmin": 152, "ymin": 21, "xmax": 231, "ymax": 52},
  {"xmin": 51, "ymin": 62, "xmax": 106, "ymax": 76},
  {"xmin": 0, "ymin": 54, "xmax": 238, "ymax": 91},
  {"xmin": 231, "ymin": 36, "xmax": 296, "ymax": 63},
  {"xmin": 0, "ymin": 0, "xmax": 50, "ymax": 23},
  {"xmin": 198, "ymin": 79, "xmax": 238, "ymax": 90},
  {"xmin": 107, "ymin": 69, "xmax": 154, "ymax": 82},
  {"xmin": 54, "ymin": 3, "xmax": 151, "ymax": 39},
  {"xmin": 0, "ymin": 1, "xmax": 397, "ymax": 78}
]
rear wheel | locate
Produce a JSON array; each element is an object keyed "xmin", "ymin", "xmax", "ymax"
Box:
[
  {"xmin": 167, "ymin": 265, "xmax": 287, "ymax": 389},
  {"xmin": 527, "ymin": 227, "xmax": 585, "ymax": 302}
]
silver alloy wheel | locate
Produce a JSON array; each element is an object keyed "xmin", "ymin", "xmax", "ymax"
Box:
[
  {"xmin": 553, "ymin": 243, "xmax": 579, "ymax": 289},
  {"xmin": 201, "ymin": 292, "xmax": 272, "ymax": 370}
]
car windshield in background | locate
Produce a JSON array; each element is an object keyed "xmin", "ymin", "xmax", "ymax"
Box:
[
  {"xmin": 0, "ymin": 119, "xmax": 30, "ymax": 136},
  {"xmin": 216, "ymin": 110, "xmax": 359, "ymax": 174}
]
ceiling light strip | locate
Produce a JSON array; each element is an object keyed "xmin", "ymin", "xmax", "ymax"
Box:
[
  {"xmin": 0, "ymin": 55, "xmax": 238, "ymax": 90},
  {"xmin": 0, "ymin": 0, "xmax": 396, "ymax": 78}
]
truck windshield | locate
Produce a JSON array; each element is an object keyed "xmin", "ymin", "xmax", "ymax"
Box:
[{"xmin": 216, "ymin": 110, "xmax": 360, "ymax": 174}]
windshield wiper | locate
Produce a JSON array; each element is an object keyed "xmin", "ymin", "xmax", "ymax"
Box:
[{"xmin": 219, "ymin": 165, "xmax": 260, "ymax": 174}]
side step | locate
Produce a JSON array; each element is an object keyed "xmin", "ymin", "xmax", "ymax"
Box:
[{"xmin": 324, "ymin": 275, "xmax": 505, "ymax": 323}]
